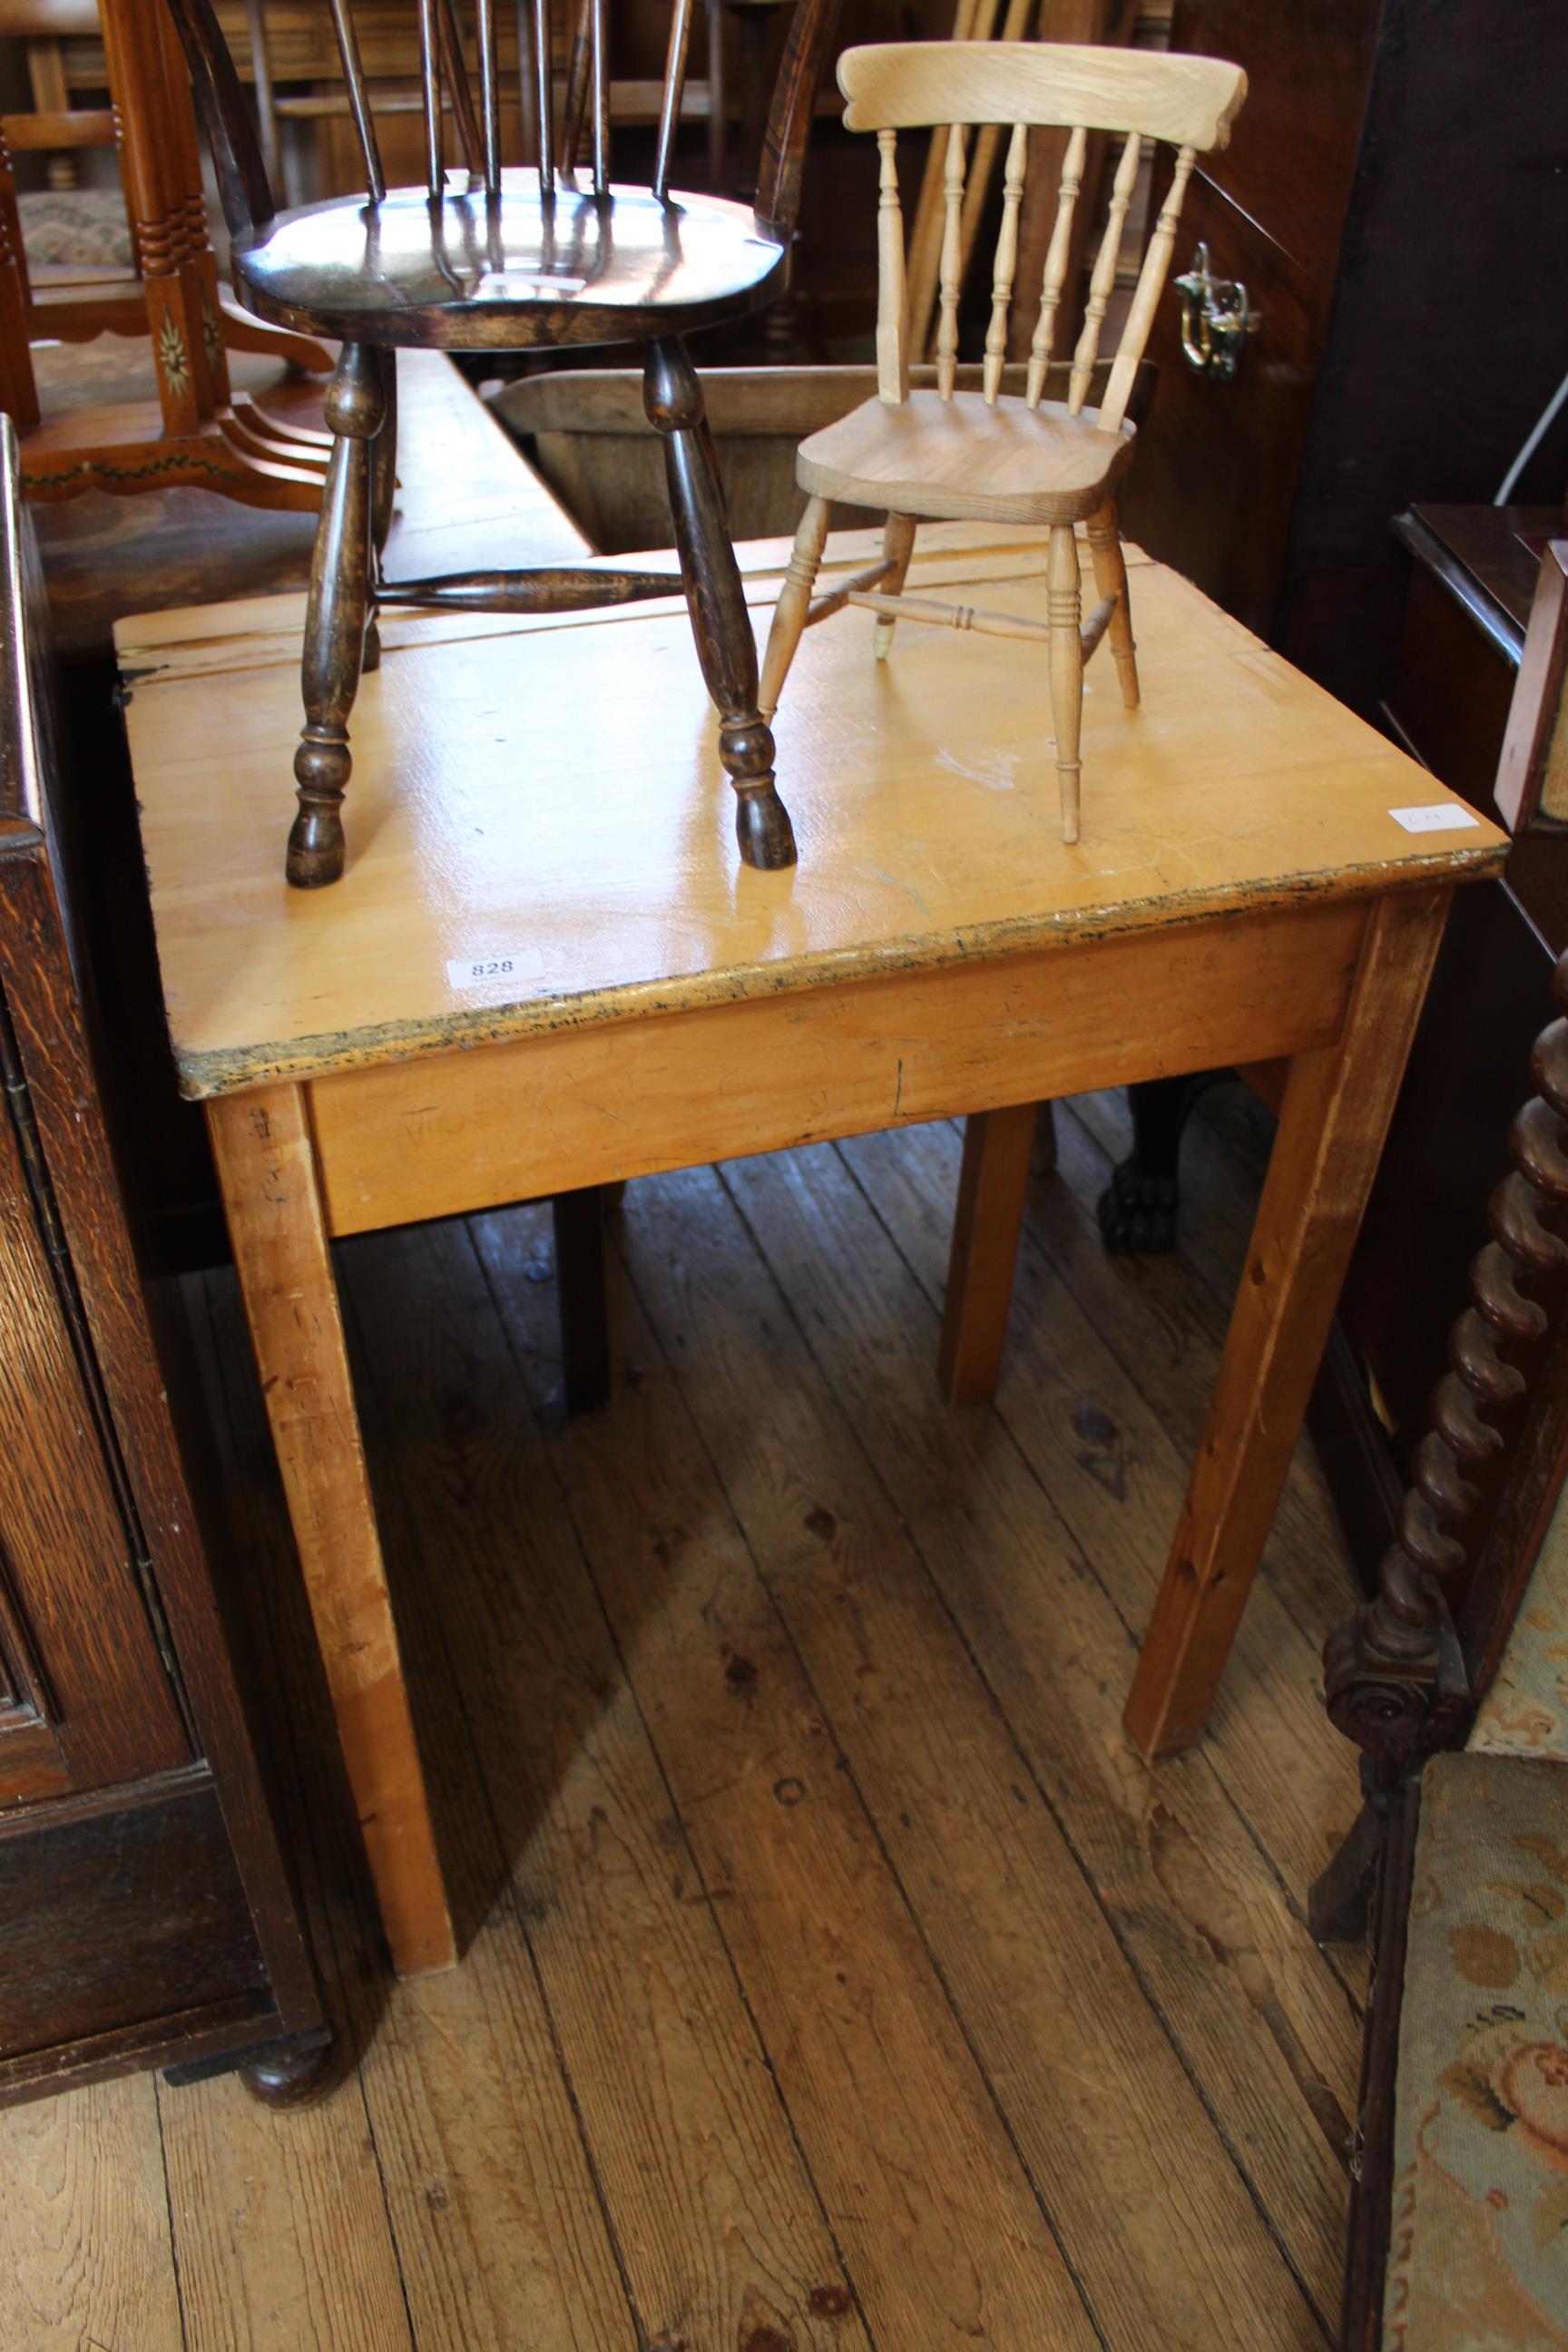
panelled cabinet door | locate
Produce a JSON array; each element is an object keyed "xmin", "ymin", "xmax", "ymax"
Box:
[
  {"xmin": 0, "ymin": 1031, "xmax": 189, "ymax": 1808},
  {"xmin": 1121, "ymin": 0, "xmax": 1383, "ymax": 635}
]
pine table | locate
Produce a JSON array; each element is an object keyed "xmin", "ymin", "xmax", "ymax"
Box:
[{"xmin": 118, "ymin": 521, "xmax": 1506, "ymax": 1975}]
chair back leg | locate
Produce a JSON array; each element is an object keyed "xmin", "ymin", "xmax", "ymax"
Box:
[
  {"xmin": 872, "ymin": 513, "xmax": 918, "ymax": 661},
  {"xmin": 1084, "ymin": 499, "xmax": 1139, "ymax": 710},
  {"xmin": 289, "ymin": 343, "xmax": 387, "ymax": 888}
]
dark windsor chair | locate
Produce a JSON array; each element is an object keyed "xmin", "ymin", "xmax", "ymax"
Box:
[{"xmin": 163, "ymin": 0, "xmax": 843, "ymax": 886}]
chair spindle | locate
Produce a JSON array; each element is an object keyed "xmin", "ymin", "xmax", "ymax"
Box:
[
  {"xmin": 417, "ymin": 0, "xmax": 444, "ymax": 193},
  {"xmin": 560, "ymin": 0, "xmax": 592, "ymax": 174},
  {"xmin": 590, "ymin": 0, "xmax": 609, "ymax": 192},
  {"xmin": 1024, "ymin": 124, "xmax": 1084, "ymax": 409},
  {"xmin": 475, "ymin": 0, "xmax": 502, "ymax": 192},
  {"xmin": 1099, "ymin": 143, "xmax": 1196, "ymax": 434},
  {"xmin": 1068, "ymin": 128, "xmax": 1141, "ymax": 414},
  {"xmin": 936, "ymin": 123, "xmax": 966, "ymax": 401},
  {"xmin": 983, "ymin": 122, "xmax": 1026, "ymax": 405},
  {"xmin": 876, "ymin": 126, "xmax": 907, "ymax": 404},
  {"xmin": 325, "ymin": 0, "xmax": 384, "ymax": 204},
  {"xmin": 437, "ymin": 0, "xmax": 485, "ymax": 178},
  {"xmin": 652, "ymin": 0, "xmax": 695, "ymax": 201},
  {"xmin": 532, "ymin": 0, "xmax": 554, "ymax": 189}
]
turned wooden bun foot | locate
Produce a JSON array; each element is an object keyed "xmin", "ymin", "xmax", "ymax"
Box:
[
  {"xmin": 240, "ymin": 2034, "xmax": 337, "ymax": 2109},
  {"xmin": 289, "ymin": 730, "xmax": 349, "ymax": 887},
  {"xmin": 735, "ymin": 784, "xmax": 797, "ymax": 869},
  {"xmin": 721, "ymin": 715, "xmax": 797, "ymax": 869}
]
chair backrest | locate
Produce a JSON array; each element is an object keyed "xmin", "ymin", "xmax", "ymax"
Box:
[
  {"xmin": 164, "ymin": 0, "xmax": 842, "ymax": 246},
  {"xmin": 840, "ymin": 41, "xmax": 1246, "ymax": 435}
]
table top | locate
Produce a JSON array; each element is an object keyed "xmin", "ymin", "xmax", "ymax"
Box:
[{"xmin": 117, "ymin": 525, "xmax": 1508, "ymax": 1100}]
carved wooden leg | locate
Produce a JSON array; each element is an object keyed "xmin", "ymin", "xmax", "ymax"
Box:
[
  {"xmin": 1046, "ymin": 523, "xmax": 1083, "ymax": 844},
  {"xmin": 1098, "ymin": 1072, "xmax": 1221, "ymax": 1257},
  {"xmin": 873, "ymin": 512, "xmax": 919, "ymax": 661},
  {"xmin": 289, "ymin": 344, "xmax": 385, "ymax": 888},
  {"xmin": 362, "ymin": 347, "xmax": 398, "ymax": 676},
  {"xmin": 552, "ymin": 1185, "xmax": 612, "ymax": 1415},
  {"xmin": 1085, "ymin": 497, "xmax": 1139, "ymax": 710},
  {"xmin": 1123, "ymin": 887, "xmax": 1454, "ymax": 1760},
  {"xmin": 938, "ymin": 1101, "xmax": 1038, "ymax": 1406},
  {"xmin": 644, "ymin": 336, "xmax": 796, "ymax": 870},
  {"xmin": 1313, "ymin": 944, "xmax": 1568, "ymax": 1841},
  {"xmin": 207, "ymin": 1083, "xmax": 456, "ymax": 1977},
  {"xmin": 760, "ymin": 492, "xmax": 828, "ymax": 719}
]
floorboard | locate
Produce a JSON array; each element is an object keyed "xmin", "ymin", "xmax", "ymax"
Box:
[
  {"xmin": 0, "ymin": 2074, "xmax": 182, "ymax": 2352},
  {"xmin": 5, "ymin": 1089, "xmax": 1367, "ymax": 2351}
]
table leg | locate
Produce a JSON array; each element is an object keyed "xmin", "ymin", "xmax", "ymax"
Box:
[
  {"xmin": 207, "ymin": 1083, "xmax": 456, "ymax": 1976},
  {"xmin": 1123, "ymin": 887, "xmax": 1453, "ymax": 1761},
  {"xmin": 938, "ymin": 1102, "xmax": 1037, "ymax": 1405},
  {"xmin": 552, "ymin": 1185, "xmax": 611, "ymax": 1414}
]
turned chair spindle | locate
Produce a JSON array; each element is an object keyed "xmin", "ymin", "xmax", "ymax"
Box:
[
  {"xmin": 760, "ymin": 42, "xmax": 1245, "ymax": 843},
  {"xmin": 162, "ymin": 0, "xmax": 843, "ymax": 887}
]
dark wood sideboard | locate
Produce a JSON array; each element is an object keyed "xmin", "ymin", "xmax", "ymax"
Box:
[{"xmin": 0, "ymin": 417, "xmax": 328, "ymax": 2107}]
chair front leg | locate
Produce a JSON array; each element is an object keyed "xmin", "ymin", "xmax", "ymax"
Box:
[
  {"xmin": 289, "ymin": 342, "xmax": 385, "ymax": 888},
  {"xmin": 760, "ymin": 492, "xmax": 828, "ymax": 719},
  {"xmin": 1046, "ymin": 522, "xmax": 1083, "ymax": 845},
  {"xmin": 643, "ymin": 336, "xmax": 796, "ymax": 870}
]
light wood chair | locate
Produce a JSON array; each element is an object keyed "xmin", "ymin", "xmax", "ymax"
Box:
[
  {"xmin": 759, "ymin": 41, "xmax": 1246, "ymax": 843},
  {"xmin": 165, "ymin": 0, "xmax": 843, "ymax": 888}
]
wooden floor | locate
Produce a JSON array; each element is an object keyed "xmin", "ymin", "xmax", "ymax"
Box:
[{"xmin": 0, "ymin": 1085, "xmax": 1369, "ymax": 2352}]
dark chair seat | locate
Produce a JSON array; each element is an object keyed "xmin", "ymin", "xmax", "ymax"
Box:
[{"xmin": 233, "ymin": 172, "xmax": 791, "ymax": 352}]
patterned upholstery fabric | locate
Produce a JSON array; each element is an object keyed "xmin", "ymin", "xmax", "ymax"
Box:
[
  {"xmin": 1473, "ymin": 1482, "xmax": 1568, "ymax": 1762},
  {"xmin": 1386, "ymin": 1750, "xmax": 1568, "ymax": 2348},
  {"xmin": 17, "ymin": 188, "xmax": 134, "ymax": 272}
]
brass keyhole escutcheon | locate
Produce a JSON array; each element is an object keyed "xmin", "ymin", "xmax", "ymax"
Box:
[{"xmin": 1173, "ymin": 242, "xmax": 1260, "ymax": 380}]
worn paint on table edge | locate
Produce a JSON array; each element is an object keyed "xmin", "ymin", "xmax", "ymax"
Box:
[{"xmin": 168, "ymin": 846, "xmax": 1504, "ymax": 1100}]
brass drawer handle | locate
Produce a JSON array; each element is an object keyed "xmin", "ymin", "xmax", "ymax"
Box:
[{"xmin": 1173, "ymin": 242, "xmax": 1260, "ymax": 379}]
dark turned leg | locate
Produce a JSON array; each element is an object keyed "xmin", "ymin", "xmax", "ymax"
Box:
[
  {"xmin": 643, "ymin": 336, "xmax": 796, "ymax": 871},
  {"xmin": 552, "ymin": 1185, "xmax": 612, "ymax": 1415},
  {"xmin": 1097, "ymin": 1070, "xmax": 1223, "ymax": 1255},
  {"xmin": 289, "ymin": 342, "xmax": 385, "ymax": 888},
  {"xmin": 362, "ymin": 347, "xmax": 398, "ymax": 676}
]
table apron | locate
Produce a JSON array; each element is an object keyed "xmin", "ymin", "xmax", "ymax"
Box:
[{"xmin": 307, "ymin": 897, "xmax": 1372, "ymax": 1237}]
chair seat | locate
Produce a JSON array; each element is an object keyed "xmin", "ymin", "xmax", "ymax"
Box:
[
  {"xmin": 232, "ymin": 172, "xmax": 790, "ymax": 353},
  {"xmin": 797, "ymin": 389, "xmax": 1137, "ymax": 525}
]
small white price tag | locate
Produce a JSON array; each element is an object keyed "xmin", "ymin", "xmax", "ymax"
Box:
[
  {"xmin": 1388, "ymin": 803, "xmax": 1481, "ymax": 834},
  {"xmin": 445, "ymin": 946, "xmax": 546, "ymax": 991}
]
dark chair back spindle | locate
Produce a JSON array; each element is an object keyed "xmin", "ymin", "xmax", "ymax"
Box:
[{"xmin": 168, "ymin": 0, "xmax": 837, "ymax": 228}]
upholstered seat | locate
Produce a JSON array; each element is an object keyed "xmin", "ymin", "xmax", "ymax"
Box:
[
  {"xmin": 233, "ymin": 175, "xmax": 791, "ymax": 352},
  {"xmin": 797, "ymin": 388, "xmax": 1137, "ymax": 525},
  {"xmin": 1385, "ymin": 1751, "xmax": 1568, "ymax": 2349}
]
